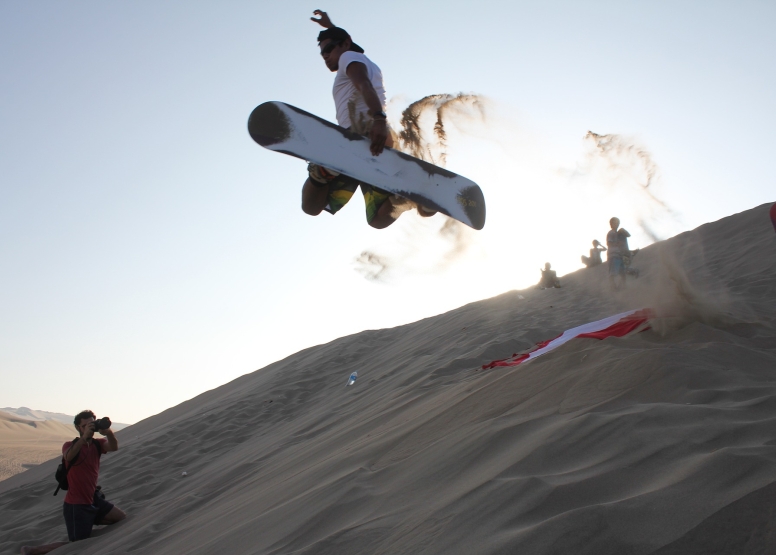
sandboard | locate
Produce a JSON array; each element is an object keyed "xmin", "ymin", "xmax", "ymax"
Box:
[{"xmin": 247, "ymin": 101, "xmax": 486, "ymax": 230}]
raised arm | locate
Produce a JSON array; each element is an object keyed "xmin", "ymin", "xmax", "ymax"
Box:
[
  {"xmin": 65, "ymin": 439, "xmax": 85, "ymax": 463},
  {"xmin": 311, "ymin": 9, "xmax": 334, "ymax": 28},
  {"xmin": 101, "ymin": 427, "xmax": 119, "ymax": 452},
  {"xmin": 64, "ymin": 421, "xmax": 94, "ymax": 462}
]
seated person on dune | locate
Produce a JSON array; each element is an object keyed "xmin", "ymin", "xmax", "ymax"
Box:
[
  {"xmin": 537, "ymin": 262, "xmax": 561, "ymax": 289},
  {"xmin": 581, "ymin": 239, "xmax": 606, "ymax": 267}
]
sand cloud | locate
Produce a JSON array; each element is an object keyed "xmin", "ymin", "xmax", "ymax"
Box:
[{"xmin": 568, "ymin": 131, "xmax": 679, "ymax": 242}]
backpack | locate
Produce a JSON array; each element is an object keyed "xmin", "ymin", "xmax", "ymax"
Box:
[{"xmin": 53, "ymin": 437, "xmax": 103, "ymax": 496}]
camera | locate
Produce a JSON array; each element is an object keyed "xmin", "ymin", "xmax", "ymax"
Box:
[{"xmin": 93, "ymin": 417, "xmax": 112, "ymax": 431}]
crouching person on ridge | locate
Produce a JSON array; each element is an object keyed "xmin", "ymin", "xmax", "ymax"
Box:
[{"xmin": 21, "ymin": 410, "xmax": 126, "ymax": 555}]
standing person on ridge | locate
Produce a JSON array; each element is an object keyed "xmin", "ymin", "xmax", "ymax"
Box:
[
  {"xmin": 617, "ymin": 227, "xmax": 640, "ymax": 278},
  {"xmin": 303, "ymin": 9, "xmax": 436, "ymax": 229},
  {"xmin": 606, "ymin": 217, "xmax": 626, "ymax": 289}
]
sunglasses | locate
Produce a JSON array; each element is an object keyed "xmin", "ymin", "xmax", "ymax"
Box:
[{"xmin": 320, "ymin": 41, "xmax": 342, "ymax": 56}]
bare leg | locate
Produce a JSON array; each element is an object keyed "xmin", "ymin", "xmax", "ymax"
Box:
[
  {"xmin": 611, "ymin": 273, "xmax": 625, "ymax": 290},
  {"xmin": 369, "ymin": 197, "xmax": 398, "ymax": 229},
  {"xmin": 99, "ymin": 506, "xmax": 126, "ymax": 525},
  {"xmin": 20, "ymin": 542, "xmax": 68, "ymax": 555},
  {"xmin": 301, "ymin": 178, "xmax": 329, "ymax": 216}
]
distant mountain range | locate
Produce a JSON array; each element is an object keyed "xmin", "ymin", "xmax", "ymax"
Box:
[{"xmin": 0, "ymin": 407, "xmax": 129, "ymax": 431}]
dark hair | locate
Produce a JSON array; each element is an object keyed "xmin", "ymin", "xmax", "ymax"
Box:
[
  {"xmin": 317, "ymin": 27, "xmax": 364, "ymax": 53},
  {"xmin": 74, "ymin": 410, "xmax": 96, "ymax": 431}
]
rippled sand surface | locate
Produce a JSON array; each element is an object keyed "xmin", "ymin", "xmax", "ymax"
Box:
[{"xmin": 2, "ymin": 203, "xmax": 774, "ymax": 555}]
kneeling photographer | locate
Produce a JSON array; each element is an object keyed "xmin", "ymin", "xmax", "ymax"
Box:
[{"xmin": 21, "ymin": 410, "xmax": 126, "ymax": 555}]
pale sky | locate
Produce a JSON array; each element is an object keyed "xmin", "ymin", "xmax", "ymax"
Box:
[{"xmin": 1, "ymin": 1, "xmax": 774, "ymax": 424}]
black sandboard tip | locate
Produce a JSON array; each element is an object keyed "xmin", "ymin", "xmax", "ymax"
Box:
[
  {"xmin": 457, "ymin": 186, "xmax": 486, "ymax": 230},
  {"xmin": 248, "ymin": 102, "xmax": 291, "ymax": 147}
]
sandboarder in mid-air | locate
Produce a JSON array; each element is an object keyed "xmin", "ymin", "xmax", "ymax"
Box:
[
  {"xmin": 302, "ymin": 10, "xmax": 436, "ymax": 229},
  {"xmin": 247, "ymin": 10, "xmax": 486, "ymax": 230}
]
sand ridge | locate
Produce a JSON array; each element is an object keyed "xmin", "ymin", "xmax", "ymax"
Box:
[{"xmin": 1, "ymin": 202, "xmax": 774, "ymax": 554}]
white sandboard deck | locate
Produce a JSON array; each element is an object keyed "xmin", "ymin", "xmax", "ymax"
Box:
[{"xmin": 248, "ymin": 101, "xmax": 486, "ymax": 230}]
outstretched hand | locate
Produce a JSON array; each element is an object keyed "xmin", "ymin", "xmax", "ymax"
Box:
[{"xmin": 311, "ymin": 10, "xmax": 334, "ymax": 29}]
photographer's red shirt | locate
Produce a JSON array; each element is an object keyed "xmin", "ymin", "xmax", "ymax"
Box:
[{"xmin": 62, "ymin": 439, "xmax": 106, "ymax": 505}]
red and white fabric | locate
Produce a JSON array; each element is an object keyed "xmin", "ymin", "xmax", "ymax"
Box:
[{"xmin": 482, "ymin": 308, "xmax": 654, "ymax": 370}]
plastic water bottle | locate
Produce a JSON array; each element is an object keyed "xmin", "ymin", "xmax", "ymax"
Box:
[{"xmin": 347, "ymin": 371, "xmax": 357, "ymax": 386}]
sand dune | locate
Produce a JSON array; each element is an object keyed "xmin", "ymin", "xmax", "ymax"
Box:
[
  {"xmin": 0, "ymin": 408, "xmax": 74, "ymax": 426},
  {"xmin": 0, "ymin": 407, "xmax": 129, "ymax": 431},
  {"xmin": 1, "ymin": 202, "xmax": 774, "ymax": 554},
  {"xmin": 0, "ymin": 412, "xmax": 75, "ymax": 482}
]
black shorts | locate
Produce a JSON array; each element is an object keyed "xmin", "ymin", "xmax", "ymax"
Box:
[{"xmin": 63, "ymin": 491, "xmax": 114, "ymax": 542}]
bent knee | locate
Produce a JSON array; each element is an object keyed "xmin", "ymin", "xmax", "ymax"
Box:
[
  {"xmin": 368, "ymin": 217, "xmax": 395, "ymax": 229},
  {"xmin": 301, "ymin": 202, "xmax": 324, "ymax": 216}
]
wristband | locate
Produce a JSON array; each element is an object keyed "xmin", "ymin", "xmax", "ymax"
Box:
[{"xmin": 372, "ymin": 111, "xmax": 387, "ymax": 120}]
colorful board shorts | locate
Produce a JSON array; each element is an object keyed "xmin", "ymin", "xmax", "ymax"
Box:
[
  {"xmin": 307, "ymin": 163, "xmax": 391, "ymax": 225},
  {"xmin": 63, "ymin": 490, "xmax": 114, "ymax": 542}
]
